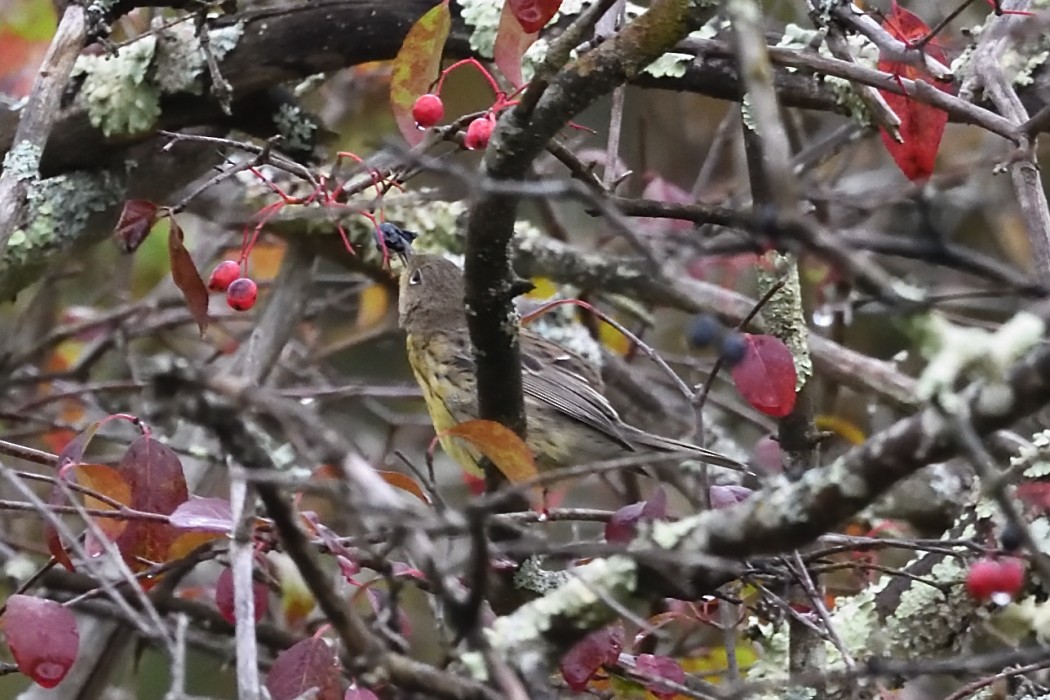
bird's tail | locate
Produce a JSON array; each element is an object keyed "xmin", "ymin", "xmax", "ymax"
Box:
[{"xmin": 623, "ymin": 426, "xmax": 747, "ymax": 471}]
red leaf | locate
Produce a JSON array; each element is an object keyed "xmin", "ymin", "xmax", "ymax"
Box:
[
  {"xmin": 113, "ymin": 200, "xmax": 159, "ymax": 253},
  {"xmin": 494, "ymin": 0, "xmax": 537, "ymax": 87},
  {"xmin": 634, "ymin": 653, "xmax": 685, "ymax": 700},
  {"xmin": 215, "ymin": 566, "xmax": 269, "ymax": 625},
  {"xmin": 265, "ymin": 638, "xmax": 341, "ymax": 700},
  {"xmin": 344, "ymin": 686, "xmax": 380, "ymax": 700},
  {"xmin": 729, "ymin": 334, "xmax": 797, "ymax": 418},
  {"xmin": 639, "ymin": 175, "xmax": 695, "ymax": 234},
  {"xmin": 876, "ymin": 5, "xmax": 954, "ymax": 182},
  {"xmin": 605, "ymin": 487, "xmax": 667, "ymax": 543},
  {"xmin": 55, "ymin": 420, "xmax": 104, "ymax": 475},
  {"xmin": 390, "ymin": 2, "xmax": 451, "ymax": 145},
  {"xmin": 168, "ymin": 216, "xmax": 210, "ymax": 334},
  {"xmin": 1016, "ymin": 483, "xmax": 1050, "ymax": 510},
  {"xmin": 507, "ymin": 0, "xmax": 562, "ymax": 33},
  {"xmin": 169, "ymin": 497, "xmax": 233, "ymax": 533},
  {"xmin": 559, "ymin": 623, "xmax": 624, "ymax": 691},
  {"xmin": 1, "ymin": 595, "xmax": 79, "ymax": 688},
  {"xmin": 709, "ymin": 484, "xmax": 753, "ymax": 509},
  {"xmin": 114, "ymin": 436, "xmax": 189, "ymax": 585},
  {"xmin": 46, "ymin": 421, "xmax": 106, "ymax": 570},
  {"xmin": 752, "ymin": 434, "xmax": 784, "ymax": 474}
]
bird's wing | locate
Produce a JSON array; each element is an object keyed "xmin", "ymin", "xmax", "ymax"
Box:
[{"xmin": 520, "ymin": 333, "xmax": 635, "ymax": 451}]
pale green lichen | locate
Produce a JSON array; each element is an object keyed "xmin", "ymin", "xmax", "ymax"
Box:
[
  {"xmin": 1, "ymin": 169, "xmax": 126, "ymax": 299},
  {"xmin": 74, "ymin": 36, "xmax": 160, "ymax": 136},
  {"xmin": 488, "ymin": 555, "xmax": 639, "ymax": 652},
  {"xmin": 1029, "ymin": 517, "xmax": 1050, "ymax": 557},
  {"xmin": 1, "ymin": 142, "xmax": 42, "ymax": 181},
  {"xmin": 73, "ymin": 20, "xmax": 243, "ymax": 136},
  {"xmin": 774, "ymin": 22, "xmax": 878, "ymax": 123},
  {"xmin": 155, "ymin": 23, "xmax": 207, "ymax": 94},
  {"xmin": 912, "ymin": 311, "xmax": 1044, "ymax": 402},
  {"xmin": 643, "ymin": 52, "xmax": 693, "ymax": 79},
  {"xmin": 1002, "ymin": 45, "xmax": 1050, "ymax": 88},
  {"xmin": 692, "ymin": 16, "xmax": 729, "ymax": 41},
  {"xmin": 457, "ymin": 0, "xmax": 502, "ymax": 57},
  {"xmin": 514, "ymin": 556, "xmax": 571, "ymax": 593},
  {"xmin": 756, "ymin": 252, "xmax": 811, "ymax": 390},
  {"xmin": 207, "ymin": 22, "xmax": 244, "ymax": 58},
  {"xmin": 884, "ymin": 555, "xmax": 971, "ymax": 656},
  {"xmin": 273, "ymin": 103, "xmax": 318, "ymax": 154},
  {"xmin": 740, "ymin": 93, "xmax": 756, "ymax": 131},
  {"xmin": 649, "ymin": 513, "xmax": 702, "ymax": 549},
  {"xmin": 1018, "ymin": 430, "xmax": 1050, "ymax": 478},
  {"xmin": 154, "ymin": 20, "xmax": 244, "ymax": 95}
]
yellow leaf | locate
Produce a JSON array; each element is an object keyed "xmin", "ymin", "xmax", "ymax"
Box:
[
  {"xmin": 356, "ymin": 283, "xmax": 390, "ymax": 330},
  {"xmin": 814, "ymin": 414, "xmax": 866, "ymax": 445},
  {"xmin": 525, "ymin": 277, "xmax": 558, "ymax": 299},
  {"xmin": 390, "ymin": 1, "xmax": 451, "ymax": 145},
  {"xmin": 598, "ymin": 320, "xmax": 631, "ymax": 356},
  {"xmin": 679, "ymin": 645, "xmax": 757, "ymax": 684},
  {"xmin": 271, "ymin": 552, "xmax": 316, "ymax": 627},
  {"xmin": 442, "ymin": 419, "xmax": 538, "ymax": 485}
]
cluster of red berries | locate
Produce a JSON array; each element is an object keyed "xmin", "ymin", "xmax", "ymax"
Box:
[
  {"xmin": 207, "ymin": 260, "xmax": 258, "ymax": 311},
  {"xmin": 965, "ymin": 556, "xmax": 1025, "ymax": 605},
  {"xmin": 412, "ymin": 92, "xmax": 496, "ymax": 150}
]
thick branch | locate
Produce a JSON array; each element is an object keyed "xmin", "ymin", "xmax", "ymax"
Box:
[{"xmin": 463, "ymin": 0, "xmax": 718, "ymax": 447}]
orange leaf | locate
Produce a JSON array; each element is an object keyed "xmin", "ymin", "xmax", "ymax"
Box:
[
  {"xmin": 442, "ymin": 419, "xmax": 538, "ymax": 484},
  {"xmin": 167, "ymin": 531, "xmax": 223, "ymax": 561},
  {"xmin": 376, "ymin": 470, "xmax": 431, "ymax": 504},
  {"xmin": 75, "ymin": 464, "xmax": 132, "ymax": 542},
  {"xmin": 390, "ymin": 1, "xmax": 451, "ymax": 145}
]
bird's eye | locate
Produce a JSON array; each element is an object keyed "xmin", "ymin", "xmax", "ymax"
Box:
[{"xmin": 409, "ymin": 269, "xmax": 422, "ymax": 285}]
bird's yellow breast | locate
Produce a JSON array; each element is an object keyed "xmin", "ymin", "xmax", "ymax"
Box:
[{"xmin": 406, "ymin": 332, "xmax": 485, "ymax": 476}]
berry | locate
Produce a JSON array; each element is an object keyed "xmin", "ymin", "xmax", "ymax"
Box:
[
  {"xmin": 464, "ymin": 116, "xmax": 494, "ymax": 150},
  {"xmin": 208, "ymin": 260, "xmax": 241, "ymax": 292},
  {"xmin": 965, "ymin": 556, "xmax": 1025, "ymax": 604},
  {"xmin": 686, "ymin": 314, "xmax": 722, "ymax": 348},
  {"xmin": 720, "ymin": 332, "xmax": 749, "ymax": 367},
  {"xmin": 1000, "ymin": 522, "xmax": 1023, "ymax": 552},
  {"xmin": 377, "ymin": 222, "xmax": 418, "ymax": 258},
  {"xmin": 226, "ymin": 277, "xmax": 258, "ymax": 311},
  {"xmin": 411, "ymin": 94, "xmax": 444, "ymax": 129}
]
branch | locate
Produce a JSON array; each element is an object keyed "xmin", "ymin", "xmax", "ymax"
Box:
[
  {"xmin": 0, "ymin": 4, "xmax": 87, "ymax": 257},
  {"xmin": 462, "ymin": 0, "xmax": 718, "ymax": 448}
]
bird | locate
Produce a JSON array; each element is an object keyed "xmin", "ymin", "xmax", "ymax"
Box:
[{"xmin": 397, "ymin": 253, "xmax": 745, "ymax": 478}]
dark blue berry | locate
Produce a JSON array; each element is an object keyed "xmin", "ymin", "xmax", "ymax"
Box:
[
  {"xmin": 1000, "ymin": 522, "xmax": 1023, "ymax": 552},
  {"xmin": 376, "ymin": 222, "xmax": 418, "ymax": 260},
  {"xmin": 720, "ymin": 332, "xmax": 748, "ymax": 367},
  {"xmin": 686, "ymin": 315, "xmax": 722, "ymax": 348}
]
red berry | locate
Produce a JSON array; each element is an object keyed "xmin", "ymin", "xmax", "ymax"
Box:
[
  {"xmin": 464, "ymin": 116, "xmax": 494, "ymax": 150},
  {"xmin": 965, "ymin": 556, "xmax": 1025, "ymax": 604},
  {"xmin": 412, "ymin": 93, "xmax": 444, "ymax": 128},
  {"xmin": 208, "ymin": 259, "xmax": 241, "ymax": 292},
  {"xmin": 226, "ymin": 277, "xmax": 258, "ymax": 311}
]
